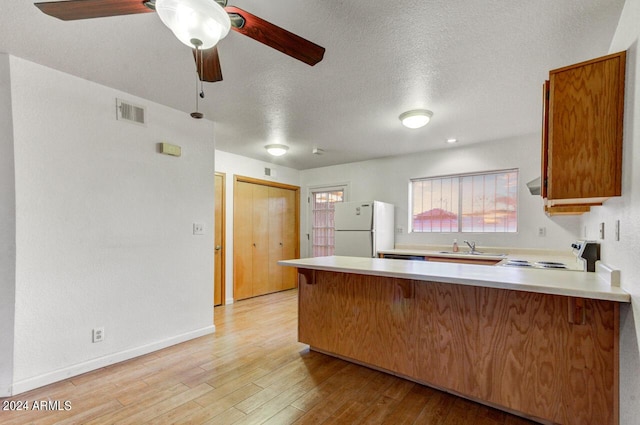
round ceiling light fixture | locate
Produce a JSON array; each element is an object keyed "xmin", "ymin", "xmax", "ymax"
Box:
[
  {"xmin": 265, "ymin": 144, "xmax": 289, "ymax": 157},
  {"xmin": 155, "ymin": 0, "xmax": 231, "ymax": 50},
  {"xmin": 399, "ymin": 109, "xmax": 433, "ymax": 129}
]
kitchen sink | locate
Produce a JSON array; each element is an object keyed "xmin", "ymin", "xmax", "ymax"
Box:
[{"xmin": 438, "ymin": 251, "xmax": 507, "ymax": 257}]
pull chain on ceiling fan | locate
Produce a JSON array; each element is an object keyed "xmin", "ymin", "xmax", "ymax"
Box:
[
  {"xmin": 34, "ymin": 0, "xmax": 326, "ymax": 84},
  {"xmin": 191, "ymin": 40, "xmax": 205, "ymax": 119}
]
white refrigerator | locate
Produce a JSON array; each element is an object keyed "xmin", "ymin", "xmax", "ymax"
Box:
[{"xmin": 334, "ymin": 201, "xmax": 395, "ymax": 257}]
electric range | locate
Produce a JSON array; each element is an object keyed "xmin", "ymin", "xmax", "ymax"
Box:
[{"xmin": 501, "ymin": 240, "xmax": 601, "ymax": 272}]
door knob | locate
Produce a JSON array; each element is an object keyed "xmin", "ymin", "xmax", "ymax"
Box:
[{"xmin": 215, "ymin": 245, "xmax": 222, "ymax": 251}]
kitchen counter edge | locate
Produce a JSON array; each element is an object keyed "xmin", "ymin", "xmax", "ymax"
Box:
[{"xmin": 279, "ymin": 256, "xmax": 630, "ymax": 303}]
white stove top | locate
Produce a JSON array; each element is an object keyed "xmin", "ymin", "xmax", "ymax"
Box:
[{"xmin": 502, "ymin": 259, "xmax": 570, "ymax": 270}]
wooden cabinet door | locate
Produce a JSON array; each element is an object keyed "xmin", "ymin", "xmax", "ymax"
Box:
[
  {"xmin": 541, "ymin": 80, "xmax": 549, "ymax": 200},
  {"xmin": 547, "ymin": 51, "xmax": 625, "ymax": 204},
  {"xmin": 234, "ymin": 181, "xmax": 254, "ymax": 300}
]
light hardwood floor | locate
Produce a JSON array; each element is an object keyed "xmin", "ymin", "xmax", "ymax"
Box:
[{"xmin": 1, "ymin": 289, "xmax": 536, "ymax": 424}]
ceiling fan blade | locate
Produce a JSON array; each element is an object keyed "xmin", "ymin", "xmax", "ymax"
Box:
[
  {"xmin": 35, "ymin": 0, "xmax": 154, "ymax": 21},
  {"xmin": 192, "ymin": 46, "xmax": 224, "ymax": 83},
  {"xmin": 224, "ymin": 6, "xmax": 325, "ymax": 66}
]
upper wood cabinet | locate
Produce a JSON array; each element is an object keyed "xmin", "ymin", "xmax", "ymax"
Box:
[{"xmin": 542, "ymin": 51, "xmax": 626, "ymax": 213}]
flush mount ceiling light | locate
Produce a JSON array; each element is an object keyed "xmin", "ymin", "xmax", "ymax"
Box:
[
  {"xmin": 399, "ymin": 109, "xmax": 433, "ymax": 129},
  {"xmin": 155, "ymin": 0, "xmax": 231, "ymax": 50},
  {"xmin": 265, "ymin": 144, "xmax": 289, "ymax": 157},
  {"xmin": 446, "ymin": 138, "xmax": 458, "ymax": 144}
]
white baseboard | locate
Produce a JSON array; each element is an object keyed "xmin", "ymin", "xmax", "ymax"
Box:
[
  {"xmin": 225, "ymin": 297, "xmax": 234, "ymax": 305},
  {"xmin": 10, "ymin": 325, "xmax": 215, "ymax": 396}
]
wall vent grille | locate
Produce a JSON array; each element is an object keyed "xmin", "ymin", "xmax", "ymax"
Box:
[
  {"xmin": 264, "ymin": 167, "xmax": 272, "ymax": 176},
  {"xmin": 116, "ymin": 98, "xmax": 146, "ymax": 125}
]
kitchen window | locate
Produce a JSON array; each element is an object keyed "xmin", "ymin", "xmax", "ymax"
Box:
[
  {"xmin": 311, "ymin": 188, "xmax": 345, "ymax": 256},
  {"xmin": 410, "ymin": 169, "xmax": 518, "ymax": 233}
]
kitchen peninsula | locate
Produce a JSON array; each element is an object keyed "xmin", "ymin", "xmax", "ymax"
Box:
[{"xmin": 279, "ymin": 256, "xmax": 629, "ymax": 425}]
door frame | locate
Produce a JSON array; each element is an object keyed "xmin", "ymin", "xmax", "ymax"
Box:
[
  {"xmin": 214, "ymin": 172, "xmax": 226, "ymax": 306},
  {"xmin": 233, "ymin": 175, "xmax": 300, "ymax": 300},
  {"xmin": 306, "ymin": 182, "xmax": 350, "ymax": 257}
]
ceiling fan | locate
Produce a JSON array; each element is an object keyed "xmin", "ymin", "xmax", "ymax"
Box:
[{"xmin": 34, "ymin": 0, "xmax": 326, "ymax": 83}]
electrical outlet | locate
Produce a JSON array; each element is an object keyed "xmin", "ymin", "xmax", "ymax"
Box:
[
  {"xmin": 193, "ymin": 222, "xmax": 204, "ymax": 235},
  {"xmin": 396, "ymin": 227, "xmax": 403, "ymax": 234},
  {"xmin": 599, "ymin": 222, "xmax": 605, "ymax": 239},
  {"xmin": 92, "ymin": 327, "xmax": 104, "ymax": 343},
  {"xmin": 537, "ymin": 227, "xmax": 546, "ymax": 237}
]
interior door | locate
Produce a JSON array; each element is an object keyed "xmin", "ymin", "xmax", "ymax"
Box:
[
  {"xmin": 214, "ymin": 173, "xmax": 225, "ymax": 306},
  {"xmin": 268, "ymin": 186, "xmax": 284, "ymax": 292},
  {"xmin": 233, "ymin": 176, "xmax": 300, "ymax": 300},
  {"xmin": 281, "ymin": 188, "xmax": 298, "ymax": 289},
  {"xmin": 251, "ymin": 184, "xmax": 270, "ymax": 296},
  {"xmin": 234, "ymin": 180, "xmax": 254, "ymax": 300}
]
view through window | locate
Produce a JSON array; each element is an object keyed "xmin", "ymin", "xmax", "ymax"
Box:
[
  {"xmin": 311, "ymin": 189, "xmax": 344, "ymax": 256},
  {"xmin": 411, "ymin": 169, "xmax": 518, "ymax": 233}
]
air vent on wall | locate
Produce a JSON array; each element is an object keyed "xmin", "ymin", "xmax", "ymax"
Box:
[{"xmin": 116, "ymin": 98, "xmax": 146, "ymax": 125}]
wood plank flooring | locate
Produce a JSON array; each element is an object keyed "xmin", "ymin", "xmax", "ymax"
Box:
[{"xmin": 1, "ymin": 289, "xmax": 538, "ymax": 424}]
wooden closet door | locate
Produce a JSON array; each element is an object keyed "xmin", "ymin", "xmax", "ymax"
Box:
[
  {"xmin": 234, "ymin": 176, "xmax": 300, "ymax": 300},
  {"xmin": 251, "ymin": 184, "xmax": 270, "ymax": 297},
  {"xmin": 281, "ymin": 188, "xmax": 298, "ymax": 290},
  {"xmin": 268, "ymin": 187, "xmax": 284, "ymax": 292},
  {"xmin": 233, "ymin": 181, "xmax": 253, "ymax": 300}
]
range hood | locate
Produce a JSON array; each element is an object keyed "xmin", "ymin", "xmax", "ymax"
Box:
[{"xmin": 526, "ymin": 177, "xmax": 541, "ymax": 195}]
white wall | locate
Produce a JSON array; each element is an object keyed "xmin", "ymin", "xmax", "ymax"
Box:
[
  {"xmin": 580, "ymin": 0, "xmax": 640, "ymax": 422},
  {"xmin": 7, "ymin": 56, "xmax": 216, "ymax": 394},
  {"xmin": 214, "ymin": 150, "xmax": 300, "ymax": 303},
  {"xmin": 300, "ymin": 133, "xmax": 580, "ymax": 257},
  {"xmin": 0, "ymin": 54, "xmax": 16, "ymax": 396}
]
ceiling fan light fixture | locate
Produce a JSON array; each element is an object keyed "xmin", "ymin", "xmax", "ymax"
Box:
[
  {"xmin": 155, "ymin": 0, "xmax": 231, "ymax": 50},
  {"xmin": 399, "ymin": 109, "xmax": 433, "ymax": 129},
  {"xmin": 265, "ymin": 144, "xmax": 289, "ymax": 157}
]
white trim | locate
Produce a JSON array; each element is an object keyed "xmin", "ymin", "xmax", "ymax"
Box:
[{"xmin": 9, "ymin": 325, "xmax": 216, "ymax": 396}]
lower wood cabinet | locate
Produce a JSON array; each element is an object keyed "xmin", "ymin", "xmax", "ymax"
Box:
[
  {"xmin": 234, "ymin": 176, "xmax": 299, "ymax": 300},
  {"xmin": 298, "ymin": 270, "xmax": 618, "ymax": 425}
]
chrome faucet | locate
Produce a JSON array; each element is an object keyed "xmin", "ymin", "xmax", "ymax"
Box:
[{"xmin": 463, "ymin": 240, "xmax": 477, "ymax": 254}]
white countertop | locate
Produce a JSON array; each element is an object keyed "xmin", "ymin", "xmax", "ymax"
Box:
[
  {"xmin": 279, "ymin": 256, "xmax": 630, "ymax": 303},
  {"xmin": 377, "ymin": 248, "xmax": 585, "ymax": 270}
]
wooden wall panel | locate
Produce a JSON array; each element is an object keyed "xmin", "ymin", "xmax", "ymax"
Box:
[{"xmin": 298, "ymin": 270, "xmax": 618, "ymax": 425}]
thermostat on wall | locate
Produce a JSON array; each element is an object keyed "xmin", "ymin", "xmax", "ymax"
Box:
[{"xmin": 160, "ymin": 142, "xmax": 181, "ymax": 157}]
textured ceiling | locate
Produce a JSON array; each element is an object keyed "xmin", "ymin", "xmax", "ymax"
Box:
[{"xmin": 0, "ymin": 1, "xmax": 626, "ymax": 169}]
